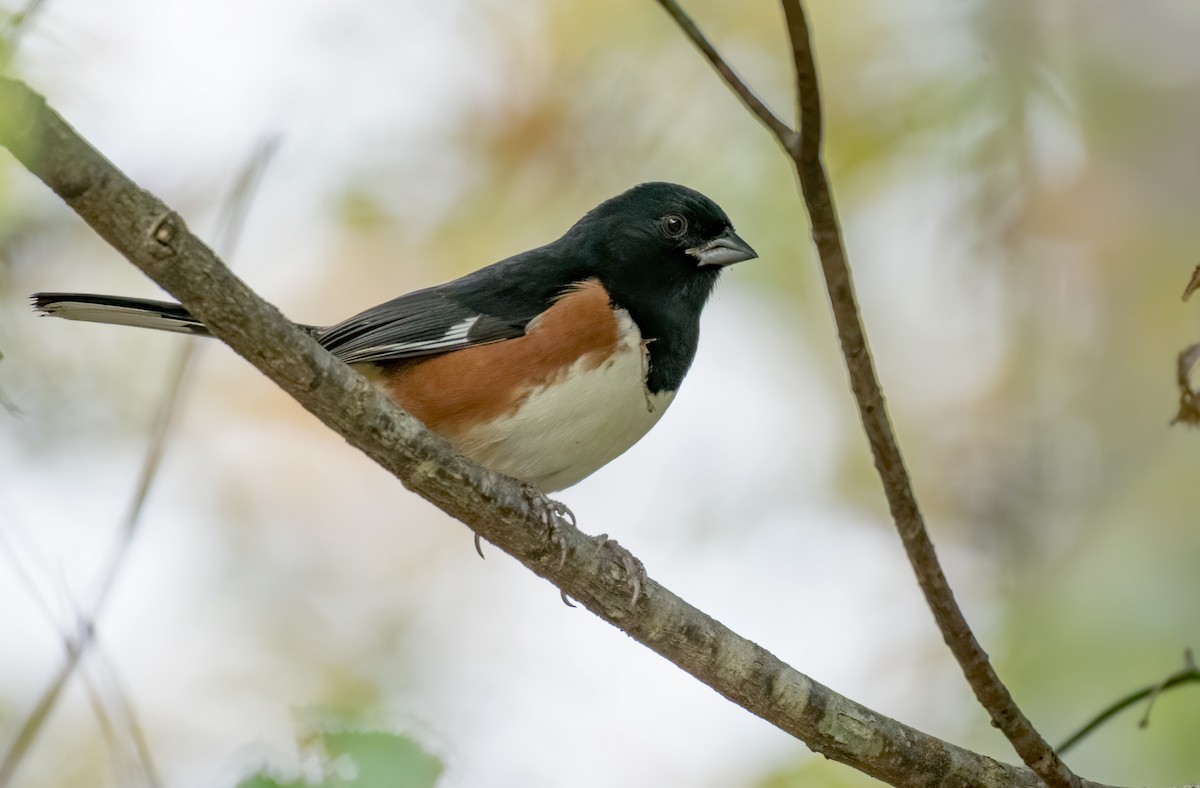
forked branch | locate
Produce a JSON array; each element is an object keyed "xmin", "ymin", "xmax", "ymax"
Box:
[
  {"xmin": 654, "ymin": 1, "xmax": 1078, "ymax": 785},
  {"xmin": 1057, "ymin": 649, "xmax": 1199, "ymax": 756}
]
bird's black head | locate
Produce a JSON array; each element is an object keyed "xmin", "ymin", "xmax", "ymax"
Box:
[
  {"xmin": 570, "ymin": 181, "xmax": 756, "ymax": 277},
  {"xmin": 563, "ymin": 182, "xmax": 756, "ymax": 392}
]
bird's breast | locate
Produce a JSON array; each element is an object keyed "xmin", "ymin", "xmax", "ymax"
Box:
[{"xmin": 374, "ymin": 279, "xmax": 676, "ymax": 491}]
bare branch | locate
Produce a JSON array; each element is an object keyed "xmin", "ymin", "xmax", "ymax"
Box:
[
  {"xmin": 773, "ymin": 2, "xmax": 1077, "ymax": 785},
  {"xmin": 652, "ymin": 0, "xmax": 796, "ymax": 146},
  {"xmin": 0, "ymin": 139, "xmax": 277, "ymax": 787},
  {"xmin": 1057, "ymin": 649, "xmax": 1200, "ymax": 756},
  {"xmin": 0, "ymin": 0, "xmax": 46, "ymax": 51},
  {"xmin": 655, "ymin": 1, "xmax": 1077, "ymax": 784},
  {"xmin": 0, "ymin": 75, "xmax": 1114, "ymax": 788},
  {"xmin": 0, "ymin": 641, "xmax": 71, "ymax": 786},
  {"xmin": 1183, "ymin": 264, "xmax": 1200, "ymax": 302}
]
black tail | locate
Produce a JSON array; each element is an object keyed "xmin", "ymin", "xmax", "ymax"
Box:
[{"xmin": 32, "ymin": 293, "xmax": 212, "ymax": 336}]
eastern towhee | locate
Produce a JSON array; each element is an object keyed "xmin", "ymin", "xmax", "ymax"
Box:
[{"xmin": 33, "ymin": 182, "xmax": 756, "ymax": 493}]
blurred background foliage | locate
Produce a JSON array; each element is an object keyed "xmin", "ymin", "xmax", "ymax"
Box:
[
  {"xmin": 239, "ymin": 725, "xmax": 443, "ymax": 788},
  {"xmin": 1, "ymin": 0, "xmax": 1198, "ymax": 786}
]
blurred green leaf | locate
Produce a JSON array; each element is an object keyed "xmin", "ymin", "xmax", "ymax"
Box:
[{"xmin": 236, "ymin": 729, "xmax": 442, "ymax": 788}]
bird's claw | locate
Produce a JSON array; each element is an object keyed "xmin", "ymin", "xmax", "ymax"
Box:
[
  {"xmin": 520, "ymin": 483, "xmax": 582, "ymax": 607},
  {"xmin": 517, "ymin": 485, "xmax": 643, "ymax": 607},
  {"xmin": 521, "ymin": 482, "xmax": 575, "ymax": 570},
  {"xmin": 474, "ymin": 483, "xmax": 574, "ymax": 565},
  {"xmin": 591, "ymin": 533, "xmax": 645, "ymax": 607}
]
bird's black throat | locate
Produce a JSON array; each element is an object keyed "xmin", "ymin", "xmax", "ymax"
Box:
[{"xmin": 602, "ymin": 264, "xmax": 723, "ymax": 395}]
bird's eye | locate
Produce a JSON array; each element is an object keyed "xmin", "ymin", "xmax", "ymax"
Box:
[{"xmin": 662, "ymin": 214, "xmax": 687, "ymax": 238}]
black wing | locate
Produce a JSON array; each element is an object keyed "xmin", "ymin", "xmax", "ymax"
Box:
[{"xmin": 316, "ymin": 285, "xmax": 528, "ymax": 365}]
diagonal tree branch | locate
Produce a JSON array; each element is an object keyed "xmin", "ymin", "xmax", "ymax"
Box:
[
  {"xmin": 655, "ymin": 1, "xmax": 1079, "ymax": 786},
  {"xmin": 0, "ymin": 76, "xmax": 1115, "ymax": 788}
]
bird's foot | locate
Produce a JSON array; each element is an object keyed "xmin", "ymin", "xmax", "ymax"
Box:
[
  {"xmin": 520, "ymin": 482, "xmax": 576, "ymax": 569},
  {"xmin": 474, "ymin": 484, "xmax": 574, "ymax": 564},
  {"xmin": 517, "ymin": 485, "xmax": 643, "ymax": 607},
  {"xmin": 520, "ymin": 483, "xmax": 581, "ymax": 607},
  {"xmin": 590, "ymin": 534, "xmax": 646, "ymax": 607}
]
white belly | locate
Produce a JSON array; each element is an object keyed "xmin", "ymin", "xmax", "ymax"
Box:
[{"xmin": 455, "ymin": 311, "xmax": 675, "ymax": 491}]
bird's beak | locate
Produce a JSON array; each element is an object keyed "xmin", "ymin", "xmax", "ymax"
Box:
[{"xmin": 687, "ymin": 229, "xmax": 758, "ymax": 267}]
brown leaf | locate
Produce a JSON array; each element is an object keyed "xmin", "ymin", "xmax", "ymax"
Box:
[
  {"xmin": 1184, "ymin": 264, "xmax": 1200, "ymax": 301},
  {"xmin": 1172, "ymin": 342, "xmax": 1200, "ymax": 425}
]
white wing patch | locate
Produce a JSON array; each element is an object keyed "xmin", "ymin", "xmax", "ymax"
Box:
[{"xmin": 354, "ymin": 315, "xmax": 480, "ymax": 357}]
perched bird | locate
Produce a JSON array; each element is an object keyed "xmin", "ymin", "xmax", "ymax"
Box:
[{"xmin": 33, "ymin": 182, "xmax": 755, "ymax": 493}]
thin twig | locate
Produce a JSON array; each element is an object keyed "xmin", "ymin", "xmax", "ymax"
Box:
[
  {"xmin": 1057, "ymin": 649, "xmax": 1200, "ymax": 756},
  {"xmin": 0, "ymin": 525, "xmax": 85, "ymax": 785},
  {"xmin": 82, "ymin": 653, "xmax": 162, "ymax": 787},
  {"xmin": 0, "ymin": 524, "xmax": 158, "ymax": 786},
  {"xmin": 0, "ymin": 139, "xmax": 279, "ymax": 788},
  {"xmin": 653, "ymin": 0, "xmax": 795, "ymax": 145},
  {"xmin": 655, "ymin": 2, "xmax": 1077, "ymax": 785},
  {"xmin": 92, "ymin": 137, "xmax": 279, "ymax": 609},
  {"xmin": 775, "ymin": 2, "xmax": 1076, "ymax": 784},
  {"xmin": 77, "ymin": 665, "xmax": 126, "ymax": 783},
  {"xmin": 1183, "ymin": 264, "xmax": 1200, "ymax": 302},
  {"xmin": 1140, "ymin": 648, "xmax": 1198, "ymax": 726},
  {"xmin": 0, "ymin": 350, "xmax": 19, "ymax": 415},
  {"xmin": 0, "ymin": 0, "xmax": 46, "ymax": 56},
  {"xmin": 96, "ymin": 136, "xmax": 279, "ymax": 611}
]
